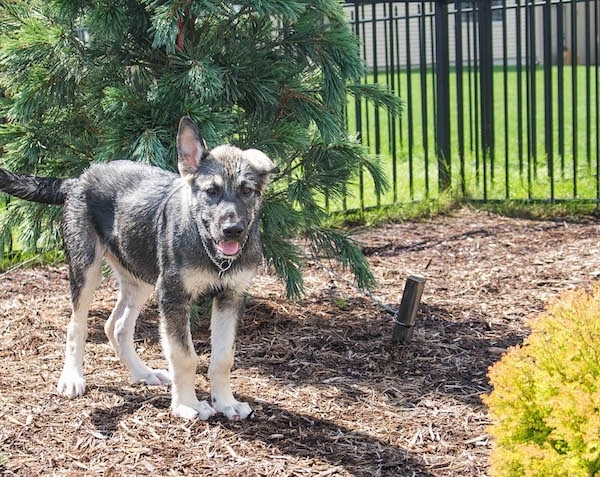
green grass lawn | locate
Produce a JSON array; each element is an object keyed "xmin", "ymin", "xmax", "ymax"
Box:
[
  {"xmin": 1, "ymin": 66, "xmax": 597, "ymax": 264},
  {"xmin": 342, "ymin": 65, "xmax": 599, "ymax": 211}
]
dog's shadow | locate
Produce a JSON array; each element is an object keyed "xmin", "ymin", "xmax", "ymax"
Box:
[
  {"xmin": 88, "ymin": 385, "xmax": 171, "ymax": 436},
  {"xmin": 89, "ymin": 387, "xmax": 431, "ymax": 476}
]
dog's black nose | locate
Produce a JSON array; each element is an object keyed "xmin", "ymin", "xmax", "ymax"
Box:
[{"xmin": 223, "ymin": 222, "xmax": 244, "ymax": 238}]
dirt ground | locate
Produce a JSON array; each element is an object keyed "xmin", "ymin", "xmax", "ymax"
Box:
[{"xmin": 1, "ymin": 207, "xmax": 599, "ymax": 476}]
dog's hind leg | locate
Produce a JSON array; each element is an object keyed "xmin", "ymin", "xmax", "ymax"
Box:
[
  {"xmin": 57, "ymin": 250, "xmax": 103, "ymax": 398},
  {"xmin": 104, "ymin": 271, "xmax": 170, "ymax": 386}
]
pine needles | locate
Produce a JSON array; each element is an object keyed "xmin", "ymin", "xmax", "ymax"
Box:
[{"xmin": 0, "ymin": 0, "xmax": 401, "ymax": 297}]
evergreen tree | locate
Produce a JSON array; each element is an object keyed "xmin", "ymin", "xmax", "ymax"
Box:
[{"xmin": 0, "ymin": 0, "xmax": 400, "ymax": 297}]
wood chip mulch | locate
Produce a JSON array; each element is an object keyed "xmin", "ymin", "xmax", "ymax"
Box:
[{"xmin": 1, "ymin": 207, "xmax": 599, "ymax": 476}]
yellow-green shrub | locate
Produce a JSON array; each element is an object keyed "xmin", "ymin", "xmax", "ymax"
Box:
[{"xmin": 484, "ymin": 285, "xmax": 600, "ymax": 477}]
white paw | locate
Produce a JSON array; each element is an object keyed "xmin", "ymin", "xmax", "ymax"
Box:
[
  {"xmin": 213, "ymin": 399, "xmax": 253, "ymax": 421},
  {"xmin": 57, "ymin": 370, "xmax": 86, "ymax": 398},
  {"xmin": 132, "ymin": 369, "xmax": 171, "ymax": 386},
  {"xmin": 172, "ymin": 400, "xmax": 217, "ymax": 420}
]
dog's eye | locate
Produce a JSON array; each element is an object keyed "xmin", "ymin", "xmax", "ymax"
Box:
[
  {"xmin": 205, "ymin": 187, "xmax": 218, "ymax": 196},
  {"xmin": 242, "ymin": 187, "xmax": 254, "ymax": 196}
]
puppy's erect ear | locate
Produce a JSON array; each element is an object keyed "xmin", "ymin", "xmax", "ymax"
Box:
[{"xmin": 177, "ymin": 116, "xmax": 208, "ymax": 177}]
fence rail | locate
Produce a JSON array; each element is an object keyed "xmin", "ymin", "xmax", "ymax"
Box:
[{"xmin": 342, "ymin": 0, "xmax": 600, "ymax": 210}]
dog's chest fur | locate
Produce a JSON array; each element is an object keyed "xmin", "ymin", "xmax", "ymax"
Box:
[{"xmin": 180, "ymin": 267, "xmax": 255, "ymax": 299}]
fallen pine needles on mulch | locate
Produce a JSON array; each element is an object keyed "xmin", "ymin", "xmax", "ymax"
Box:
[{"xmin": 1, "ymin": 208, "xmax": 600, "ymax": 476}]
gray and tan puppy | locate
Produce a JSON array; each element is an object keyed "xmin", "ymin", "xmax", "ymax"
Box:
[{"xmin": 0, "ymin": 117, "xmax": 279, "ymax": 420}]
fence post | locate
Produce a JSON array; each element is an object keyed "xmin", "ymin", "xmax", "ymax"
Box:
[
  {"xmin": 479, "ymin": 0, "xmax": 495, "ymax": 193},
  {"xmin": 435, "ymin": 0, "xmax": 451, "ymax": 191},
  {"xmin": 543, "ymin": 0, "xmax": 554, "ymax": 200}
]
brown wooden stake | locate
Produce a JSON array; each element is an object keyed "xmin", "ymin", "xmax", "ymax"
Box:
[{"xmin": 392, "ymin": 275, "xmax": 426, "ymax": 344}]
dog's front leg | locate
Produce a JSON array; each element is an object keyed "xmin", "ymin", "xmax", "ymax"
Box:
[
  {"xmin": 157, "ymin": 279, "xmax": 216, "ymax": 420},
  {"xmin": 209, "ymin": 291, "xmax": 252, "ymax": 421}
]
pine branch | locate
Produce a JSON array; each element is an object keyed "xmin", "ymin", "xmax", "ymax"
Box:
[
  {"xmin": 305, "ymin": 227, "xmax": 376, "ymax": 291},
  {"xmin": 261, "ymin": 232, "xmax": 305, "ymax": 299},
  {"xmin": 347, "ymin": 83, "xmax": 404, "ymax": 117},
  {"xmin": 0, "ymin": 0, "xmax": 403, "ymax": 294}
]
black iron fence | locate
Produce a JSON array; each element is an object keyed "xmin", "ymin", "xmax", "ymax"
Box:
[{"xmin": 342, "ymin": 0, "xmax": 600, "ymax": 210}]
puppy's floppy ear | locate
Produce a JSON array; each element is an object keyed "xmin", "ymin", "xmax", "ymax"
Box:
[
  {"xmin": 242, "ymin": 149, "xmax": 280, "ymax": 190},
  {"xmin": 177, "ymin": 116, "xmax": 209, "ymax": 177},
  {"xmin": 243, "ymin": 149, "xmax": 280, "ymax": 174}
]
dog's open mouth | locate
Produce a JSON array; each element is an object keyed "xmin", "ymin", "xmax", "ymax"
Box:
[{"xmin": 217, "ymin": 240, "xmax": 240, "ymax": 257}]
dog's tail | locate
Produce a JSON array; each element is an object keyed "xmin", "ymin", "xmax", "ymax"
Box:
[{"xmin": 0, "ymin": 169, "xmax": 76, "ymax": 205}]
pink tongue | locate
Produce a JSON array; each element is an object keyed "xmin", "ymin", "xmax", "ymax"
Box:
[{"xmin": 218, "ymin": 241, "xmax": 240, "ymax": 256}]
